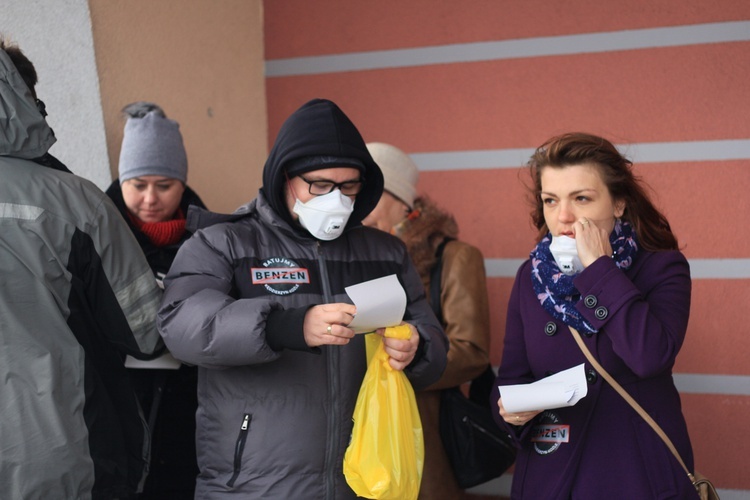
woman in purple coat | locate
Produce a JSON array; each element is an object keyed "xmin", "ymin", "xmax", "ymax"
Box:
[{"xmin": 492, "ymin": 133, "xmax": 699, "ymax": 498}]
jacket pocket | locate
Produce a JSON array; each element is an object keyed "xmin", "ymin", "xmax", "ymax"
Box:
[{"xmin": 226, "ymin": 413, "xmax": 251, "ymax": 488}]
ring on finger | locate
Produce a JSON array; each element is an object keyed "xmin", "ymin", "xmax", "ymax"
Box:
[{"xmin": 327, "ymin": 325, "xmax": 332, "ymax": 334}]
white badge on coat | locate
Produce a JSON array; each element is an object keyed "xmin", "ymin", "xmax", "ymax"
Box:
[
  {"xmin": 252, "ymin": 257, "xmax": 309, "ymax": 296},
  {"xmin": 531, "ymin": 411, "xmax": 570, "ymax": 455}
]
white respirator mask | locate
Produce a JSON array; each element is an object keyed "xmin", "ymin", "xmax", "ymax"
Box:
[
  {"xmin": 549, "ymin": 235, "xmax": 584, "ymax": 275},
  {"xmin": 293, "ymin": 189, "xmax": 354, "ymax": 241}
]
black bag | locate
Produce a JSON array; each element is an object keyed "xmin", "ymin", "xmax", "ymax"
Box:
[
  {"xmin": 429, "ymin": 239, "xmax": 517, "ymax": 489},
  {"xmin": 439, "ymin": 371, "xmax": 517, "ymax": 489}
]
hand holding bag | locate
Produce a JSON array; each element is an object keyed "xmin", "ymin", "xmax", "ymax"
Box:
[
  {"xmin": 569, "ymin": 326, "xmax": 719, "ymax": 500},
  {"xmin": 343, "ymin": 325, "xmax": 423, "ymax": 500}
]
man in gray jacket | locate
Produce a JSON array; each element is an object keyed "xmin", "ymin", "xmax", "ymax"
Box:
[
  {"xmin": 0, "ymin": 38, "xmax": 163, "ymax": 499},
  {"xmin": 158, "ymin": 98, "xmax": 448, "ymax": 498}
]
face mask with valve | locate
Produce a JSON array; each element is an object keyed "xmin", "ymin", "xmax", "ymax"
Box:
[
  {"xmin": 293, "ymin": 189, "xmax": 354, "ymax": 241},
  {"xmin": 549, "ymin": 235, "xmax": 584, "ymax": 275}
]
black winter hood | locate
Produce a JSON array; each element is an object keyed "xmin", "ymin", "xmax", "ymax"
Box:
[{"xmin": 261, "ymin": 98, "xmax": 384, "ymax": 231}]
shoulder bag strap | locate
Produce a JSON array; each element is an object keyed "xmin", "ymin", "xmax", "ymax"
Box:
[
  {"xmin": 429, "ymin": 238, "xmax": 454, "ymax": 324},
  {"xmin": 568, "ymin": 326, "xmax": 696, "ymax": 484}
]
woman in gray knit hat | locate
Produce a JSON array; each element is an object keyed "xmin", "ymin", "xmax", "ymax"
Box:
[{"xmin": 106, "ymin": 101, "xmax": 206, "ymax": 499}]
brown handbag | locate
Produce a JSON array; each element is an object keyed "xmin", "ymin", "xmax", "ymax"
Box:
[{"xmin": 569, "ymin": 326, "xmax": 720, "ymax": 500}]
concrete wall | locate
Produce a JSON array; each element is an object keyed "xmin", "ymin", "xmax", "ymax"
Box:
[
  {"xmin": 88, "ymin": 0, "xmax": 267, "ymax": 213},
  {"xmin": 265, "ymin": 1, "xmax": 750, "ymax": 497},
  {"xmin": 3, "ymin": 0, "xmax": 267, "ymax": 213},
  {"xmin": 2, "ymin": 0, "xmax": 110, "ymax": 187}
]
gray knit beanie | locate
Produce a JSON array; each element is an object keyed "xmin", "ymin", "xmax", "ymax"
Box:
[
  {"xmin": 118, "ymin": 102, "xmax": 188, "ymax": 183},
  {"xmin": 366, "ymin": 142, "xmax": 419, "ymax": 209}
]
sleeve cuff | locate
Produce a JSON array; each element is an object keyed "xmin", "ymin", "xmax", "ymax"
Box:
[
  {"xmin": 405, "ymin": 333, "xmax": 427, "ymax": 370},
  {"xmin": 265, "ymin": 305, "xmax": 320, "ymax": 354}
]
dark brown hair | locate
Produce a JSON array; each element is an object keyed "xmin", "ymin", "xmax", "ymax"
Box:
[
  {"xmin": 527, "ymin": 132, "xmax": 678, "ymax": 251},
  {"xmin": 0, "ymin": 36, "xmax": 38, "ymax": 98}
]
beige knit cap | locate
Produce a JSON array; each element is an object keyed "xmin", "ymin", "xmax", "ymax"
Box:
[{"xmin": 366, "ymin": 142, "xmax": 419, "ymax": 209}]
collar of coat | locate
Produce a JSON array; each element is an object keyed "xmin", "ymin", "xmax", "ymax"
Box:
[{"xmin": 400, "ymin": 196, "xmax": 459, "ymax": 280}]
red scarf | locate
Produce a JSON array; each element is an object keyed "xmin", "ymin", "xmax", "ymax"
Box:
[{"xmin": 128, "ymin": 209, "xmax": 186, "ymax": 247}]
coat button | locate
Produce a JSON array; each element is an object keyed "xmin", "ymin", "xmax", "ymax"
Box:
[
  {"xmin": 586, "ymin": 369, "xmax": 598, "ymax": 384},
  {"xmin": 594, "ymin": 306, "xmax": 608, "ymax": 320},
  {"xmin": 544, "ymin": 321, "xmax": 557, "ymax": 336},
  {"xmin": 583, "ymin": 295, "xmax": 598, "ymax": 308}
]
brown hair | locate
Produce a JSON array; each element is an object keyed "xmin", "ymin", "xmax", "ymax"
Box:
[
  {"xmin": 0, "ymin": 35, "xmax": 38, "ymax": 98},
  {"xmin": 527, "ymin": 132, "xmax": 678, "ymax": 251}
]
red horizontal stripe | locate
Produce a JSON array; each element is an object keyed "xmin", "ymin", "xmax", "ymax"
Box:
[
  {"xmin": 265, "ymin": 0, "xmax": 750, "ymax": 58},
  {"xmin": 416, "ymin": 161, "xmax": 750, "ymax": 260},
  {"xmin": 682, "ymin": 393, "xmax": 750, "ymax": 489},
  {"xmin": 267, "ymin": 43, "xmax": 750, "ymax": 151},
  {"xmin": 487, "ymin": 278, "xmax": 749, "ymax": 377},
  {"xmin": 677, "ymin": 280, "xmax": 750, "ymax": 375}
]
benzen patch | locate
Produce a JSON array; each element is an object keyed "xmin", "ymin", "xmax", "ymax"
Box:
[
  {"xmin": 531, "ymin": 411, "xmax": 570, "ymax": 455},
  {"xmin": 251, "ymin": 257, "xmax": 310, "ymax": 296}
]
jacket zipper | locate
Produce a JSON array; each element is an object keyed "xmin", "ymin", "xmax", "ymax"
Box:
[
  {"xmin": 226, "ymin": 413, "xmax": 251, "ymax": 487},
  {"xmin": 317, "ymin": 242, "xmax": 339, "ymax": 500}
]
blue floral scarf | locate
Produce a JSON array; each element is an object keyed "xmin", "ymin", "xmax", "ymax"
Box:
[{"xmin": 530, "ymin": 219, "xmax": 638, "ymax": 334}]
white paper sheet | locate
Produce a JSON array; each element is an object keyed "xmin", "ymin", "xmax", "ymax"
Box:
[
  {"xmin": 498, "ymin": 363, "xmax": 588, "ymax": 413},
  {"xmin": 345, "ymin": 274, "xmax": 406, "ymax": 334}
]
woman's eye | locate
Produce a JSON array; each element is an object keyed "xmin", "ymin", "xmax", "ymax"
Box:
[{"xmin": 542, "ymin": 197, "xmax": 555, "ymax": 205}]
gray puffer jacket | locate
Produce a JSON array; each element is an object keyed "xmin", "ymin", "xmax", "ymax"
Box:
[{"xmin": 158, "ymin": 99, "xmax": 448, "ymax": 499}]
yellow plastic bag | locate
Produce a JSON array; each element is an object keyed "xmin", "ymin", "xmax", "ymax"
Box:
[{"xmin": 343, "ymin": 325, "xmax": 424, "ymax": 499}]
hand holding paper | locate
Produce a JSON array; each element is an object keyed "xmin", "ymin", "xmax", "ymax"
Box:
[
  {"xmin": 498, "ymin": 364, "xmax": 588, "ymax": 413},
  {"xmin": 345, "ymin": 274, "xmax": 406, "ymax": 334}
]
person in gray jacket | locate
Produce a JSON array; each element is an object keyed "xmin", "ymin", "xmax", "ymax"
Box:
[
  {"xmin": 158, "ymin": 98, "xmax": 448, "ymax": 498},
  {"xmin": 0, "ymin": 38, "xmax": 163, "ymax": 499}
]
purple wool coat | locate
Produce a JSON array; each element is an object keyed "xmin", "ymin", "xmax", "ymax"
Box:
[{"xmin": 492, "ymin": 250, "xmax": 699, "ymax": 499}]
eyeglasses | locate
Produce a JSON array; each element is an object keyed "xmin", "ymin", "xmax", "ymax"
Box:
[{"xmin": 299, "ymin": 176, "xmax": 365, "ymax": 196}]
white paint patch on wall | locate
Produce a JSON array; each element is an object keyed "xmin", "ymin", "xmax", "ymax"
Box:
[
  {"xmin": 3, "ymin": 0, "xmax": 111, "ymax": 189},
  {"xmin": 266, "ymin": 21, "xmax": 750, "ymax": 77},
  {"xmin": 485, "ymin": 258, "xmax": 750, "ymax": 279},
  {"xmin": 410, "ymin": 139, "xmax": 750, "ymax": 172}
]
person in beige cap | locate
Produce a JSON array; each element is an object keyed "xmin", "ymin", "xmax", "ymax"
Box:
[
  {"xmin": 361, "ymin": 142, "xmax": 419, "ymax": 233},
  {"xmin": 364, "ymin": 142, "xmax": 492, "ymax": 500}
]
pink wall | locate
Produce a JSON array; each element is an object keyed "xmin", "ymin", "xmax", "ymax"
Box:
[
  {"xmin": 89, "ymin": 0, "xmax": 267, "ymax": 214},
  {"xmin": 266, "ymin": 1, "xmax": 750, "ymax": 493}
]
